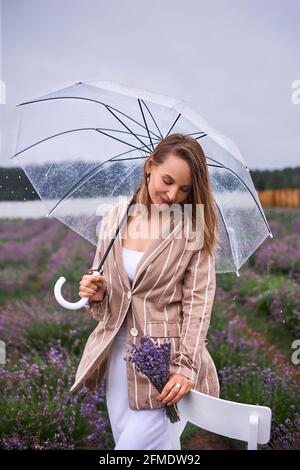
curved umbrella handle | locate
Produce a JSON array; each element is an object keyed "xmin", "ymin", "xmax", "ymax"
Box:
[
  {"xmin": 53, "ymin": 197, "xmax": 131, "ymax": 310},
  {"xmin": 54, "ymin": 270, "xmax": 101, "ymax": 310}
]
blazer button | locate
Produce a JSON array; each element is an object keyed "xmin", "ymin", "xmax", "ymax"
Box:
[
  {"xmin": 130, "ymin": 327, "xmax": 138, "ymax": 336},
  {"xmin": 127, "ymin": 291, "xmax": 132, "ymax": 300}
]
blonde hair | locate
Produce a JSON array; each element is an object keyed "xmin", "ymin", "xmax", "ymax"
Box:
[{"xmin": 131, "ymin": 133, "xmax": 220, "ymax": 257}]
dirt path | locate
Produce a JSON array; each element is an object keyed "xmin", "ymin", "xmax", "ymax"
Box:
[{"xmin": 183, "ymin": 428, "xmax": 238, "ymax": 450}]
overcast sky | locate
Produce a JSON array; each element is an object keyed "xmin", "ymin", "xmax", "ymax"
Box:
[{"xmin": 1, "ymin": 0, "xmax": 299, "ymax": 170}]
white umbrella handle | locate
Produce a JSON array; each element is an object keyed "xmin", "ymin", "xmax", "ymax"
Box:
[{"xmin": 54, "ymin": 271, "xmax": 100, "ymax": 310}]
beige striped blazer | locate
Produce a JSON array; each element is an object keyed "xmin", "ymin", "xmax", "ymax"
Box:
[{"xmin": 69, "ymin": 201, "xmax": 220, "ymax": 409}]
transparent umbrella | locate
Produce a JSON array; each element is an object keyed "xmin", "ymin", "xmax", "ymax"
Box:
[{"xmin": 11, "ymin": 80, "xmax": 273, "ymax": 310}]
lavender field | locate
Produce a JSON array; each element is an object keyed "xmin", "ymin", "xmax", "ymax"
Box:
[{"xmin": 0, "ymin": 208, "xmax": 299, "ymax": 450}]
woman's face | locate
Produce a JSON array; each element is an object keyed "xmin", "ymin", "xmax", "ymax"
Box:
[{"xmin": 146, "ymin": 153, "xmax": 192, "ymax": 208}]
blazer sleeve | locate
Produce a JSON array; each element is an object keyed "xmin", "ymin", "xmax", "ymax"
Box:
[
  {"xmin": 168, "ymin": 248, "xmax": 216, "ymax": 383},
  {"xmin": 85, "ymin": 293, "xmax": 109, "ymax": 322},
  {"xmin": 84, "ymin": 204, "xmax": 115, "ymax": 322}
]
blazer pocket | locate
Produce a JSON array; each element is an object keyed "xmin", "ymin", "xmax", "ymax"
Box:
[{"xmin": 146, "ymin": 321, "xmax": 182, "ymax": 338}]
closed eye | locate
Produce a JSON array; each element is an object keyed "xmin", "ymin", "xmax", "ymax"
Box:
[{"xmin": 163, "ymin": 179, "xmax": 191, "ymax": 193}]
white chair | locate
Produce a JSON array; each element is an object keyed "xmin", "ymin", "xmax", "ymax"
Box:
[{"xmin": 170, "ymin": 390, "xmax": 272, "ymax": 450}]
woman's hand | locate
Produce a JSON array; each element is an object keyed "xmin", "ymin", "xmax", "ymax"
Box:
[
  {"xmin": 78, "ymin": 273, "xmax": 108, "ymax": 302},
  {"xmin": 155, "ymin": 373, "xmax": 194, "ymax": 406}
]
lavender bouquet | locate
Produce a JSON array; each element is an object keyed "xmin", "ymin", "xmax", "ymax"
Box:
[{"xmin": 124, "ymin": 335, "xmax": 180, "ymax": 423}]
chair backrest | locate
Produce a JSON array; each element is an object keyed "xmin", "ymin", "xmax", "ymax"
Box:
[{"xmin": 170, "ymin": 390, "xmax": 272, "ymax": 450}]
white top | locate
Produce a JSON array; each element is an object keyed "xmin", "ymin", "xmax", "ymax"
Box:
[
  {"xmin": 121, "ymin": 246, "xmax": 144, "ymax": 284},
  {"xmin": 120, "ymin": 247, "xmax": 144, "ymax": 331}
]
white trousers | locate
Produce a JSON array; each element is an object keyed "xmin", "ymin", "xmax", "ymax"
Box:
[{"xmin": 105, "ymin": 318, "xmax": 174, "ymax": 450}]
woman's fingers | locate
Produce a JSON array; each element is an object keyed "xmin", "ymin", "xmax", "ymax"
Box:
[
  {"xmin": 156, "ymin": 373, "xmax": 193, "ymax": 405},
  {"xmin": 79, "ymin": 273, "xmax": 107, "ymax": 299},
  {"xmin": 78, "ymin": 286, "xmax": 97, "ymax": 297},
  {"xmin": 80, "ymin": 286, "xmax": 97, "ymax": 294},
  {"xmin": 80, "ymin": 274, "xmax": 106, "ymax": 288}
]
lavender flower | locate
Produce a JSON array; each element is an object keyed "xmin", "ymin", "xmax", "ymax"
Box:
[{"xmin": 125, "ymin": 335, "xmax": 180, "ymax": 423}]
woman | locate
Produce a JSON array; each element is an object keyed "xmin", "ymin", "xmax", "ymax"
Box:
[{"xmin": 71, "ymin": 133, "xmax": 220, "ymax": 450}]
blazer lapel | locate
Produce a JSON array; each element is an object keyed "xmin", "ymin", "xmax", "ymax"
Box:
[{"xmin": 112, "ymin": 203, "xmax": 184, "ymax": 293}]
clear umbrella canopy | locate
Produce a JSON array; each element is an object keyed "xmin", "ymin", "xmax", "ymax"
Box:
[{"xmin": 11, "ymin": 80, "xmax": 272, "ymax": 275}]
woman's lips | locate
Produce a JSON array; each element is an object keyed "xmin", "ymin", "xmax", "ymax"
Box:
[{"xmin": 159, "ymin": 195, "xmax": 171, "ymax": 204}]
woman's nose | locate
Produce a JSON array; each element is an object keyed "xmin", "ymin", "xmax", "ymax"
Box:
[{"xmin": 167, "ymin": 191, "xmax": 178, "ymax": 202}]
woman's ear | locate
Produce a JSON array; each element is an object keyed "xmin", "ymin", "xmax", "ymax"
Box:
[{"xmin": 146, "ymin": 157, "xmax": 154, "ymax": 171}]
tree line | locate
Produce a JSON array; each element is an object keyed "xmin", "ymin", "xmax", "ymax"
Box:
[{"xmin": 0, "ymin": 164, "xmax": 299, "ymax": 201}]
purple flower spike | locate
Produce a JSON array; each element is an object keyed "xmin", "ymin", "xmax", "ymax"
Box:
[{"xmin": 125, "ymin": 335, "xmax": 180, "ymax": 423}]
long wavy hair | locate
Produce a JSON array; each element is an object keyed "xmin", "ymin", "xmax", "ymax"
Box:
[{"xmin": 130, "ymin": 133, "xmax": 219, "ymax": 257}]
